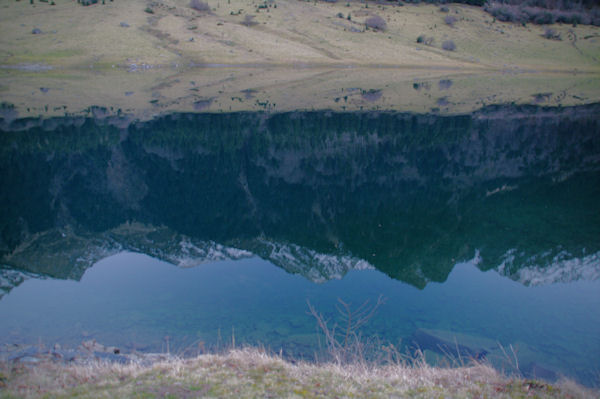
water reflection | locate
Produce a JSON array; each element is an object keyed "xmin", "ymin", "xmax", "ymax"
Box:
[
  {"xmin": 1, "ymin": 252, "xmax": 599, "ymax": 385},
  {"xmin": 0, "ymin": 104, "xmax": 599, "ymax": 385},
  {"xmin": 1, "ymin": 105, "xmax": 599, "ymax": 290}
]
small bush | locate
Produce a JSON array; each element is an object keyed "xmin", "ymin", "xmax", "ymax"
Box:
[
  {"xmin": 337, "ymin": 12, "xmax": 344, "ymax": 19},
  {"xmin": 365, "ymin": 15, "xmax": 387, "ymax": 31},
  {"xmin": 190, "ymin": 0, "xmax": 211, "ymax": 12},
  {"xmin": 416, "ymin": 35, "xmax": 434, "ymax": 45},
  {"xmin": 439, "ymin": 6, "xmax": 449, "ymax": 12},
  {"xmin": 442, "ymin": 40, "xmax": 456, "ymax": 51},
  {"xmin": 361, "ymin": 89, "xmax": 382, "ymax": 102},
  {"xmin": 438, "ymin": 79, "xmax": 453, "ymax": 90},
  {"xmin": 413, "ymin": 82, "xmax": 430, "ymax": 91},
  {"xmin": 444, "ymin": 15, "xmax": 457, "ymax": 26},
  {"xmin": 241, "ymin": 14, "xmax": 258, "ymax": 27},
  {"xmin": 542, "ymin": 28, "xmax": 561, "ymax": 40}
]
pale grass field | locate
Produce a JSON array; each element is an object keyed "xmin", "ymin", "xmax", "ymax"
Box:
[
  {"xmin": 1, "ymin": 0, "xmax": 599, "ymax": 69},
  {"xmin": 1, "ymin": 66, "xmax": 599, "ymax": 120},
  {"xmin": 0, "ymin": 0, "xmax": 599, "ymax": 118},
  {"xmin": 1, "ymin": 348, "xmax": 597, "ymax": 398}
]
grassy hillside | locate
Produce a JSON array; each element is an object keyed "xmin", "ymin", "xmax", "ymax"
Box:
[
  {"xmin": 0, "ymin": 0, "xmax": 598, "ymax": 117},
  {"xmin": 1, "ymin": 0, "xmax": 599, "ymax": 70}
]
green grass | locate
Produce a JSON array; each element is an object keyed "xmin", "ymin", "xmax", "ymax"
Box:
[{"xmin": 0, "ymin": 349, "xmax": 597, "ymax": 398}]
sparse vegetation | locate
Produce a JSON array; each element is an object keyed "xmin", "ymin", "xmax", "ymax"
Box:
[
  {"xmin": 0, "ymin": 348, "xmax": 596, "ymax": 398},
  {"xmin": 444, "ymin": 14, "xmax": 457, "ymax": 26},
  {"xmin": 190, "ymin": 0, "xmax": 211, "ymax": 12},
  {"xmin": 543, "ymin": 28, "xmax": 562, "ymax": 40},
  {"xmin": 439, "ymin": 79, "xmax": 453, "ymax": 90},
  {"xmin": 365, "ymin": 15, "xmax": 387, "ymax": 31},
  {"xmin": 416, "ymin": 34, "xmax": 434, "ymax": 45},
  {"xmin": 442, "ymin": 39, "xmax": 456, "ymax": 51},
  {"xmin": 308, "ymin": 296, "xmax": 385, "ymax": 364},
  {"xmin": 241, "ymin": 14, "xmax": 258, "ymax": 26}
]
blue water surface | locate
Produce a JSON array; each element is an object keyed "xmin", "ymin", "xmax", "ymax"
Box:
[{"xmin": 1, "ymin": 252, "xmax": 598, "ymax": 385}]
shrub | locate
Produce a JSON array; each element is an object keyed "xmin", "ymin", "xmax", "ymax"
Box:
[
  {"xmin": 438, "ymin": 79, "xmax": 453, "ymax": 90},
  {"xmin": 444, "ymin": 15, "xmax": 457, "ymax": 26},
  {"xmin": 542, "ymin": 28, "xmax": 561, "ymax": 40},
  {"xmin": 416, "ymin": 35, "xmax": 434, "ymax": 45},
  {"xmin": 190, "ymin": 0, "xmax": 211, "ymax": 12},
  {"xmin": 361, "ymin": 89, "xmax": 383, "ymax": 102},
  {"xmin": 241, "ymin": 14, "xmax": 258, "ymax": 26},
  {"xmin": 442, "ymin": 40, "xmax": 456, "ymax": 51},
  {"xmin": 439, "ymin": 6, "xmax": 449, "ymax": 12},
  {"xmin": 413, "ymin": 82, "xmax": 430, "ymax": 91},
  {"xmin": 365, "ymin": 15, "xmax": 387, "ymax": 31},
  {"xmin": 337, "ymin": 12, "xmax": 344, "ymax": 18}
]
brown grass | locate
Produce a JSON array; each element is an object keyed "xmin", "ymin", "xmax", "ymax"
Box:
[
  {"xmin": 1, "ymin": 348, "xmax": 597, "ymax": 399},
  {"xmin": 0, "ymin": 0, "xmax": 598, "ymax": 71}
]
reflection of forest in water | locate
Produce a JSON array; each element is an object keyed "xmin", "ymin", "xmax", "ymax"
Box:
[{"xmin": 1, "ymin": 104, "xmax": 599, "ymax": 291}]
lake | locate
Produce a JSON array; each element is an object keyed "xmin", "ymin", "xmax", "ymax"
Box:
[{"xmin": 1, "ymin": 104, "xmax": 599, "ymax": 386}]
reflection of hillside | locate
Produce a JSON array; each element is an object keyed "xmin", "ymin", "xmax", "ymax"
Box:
[{"xmin": 1, "ymin": 105, "xmax": 599, "ymax": 288}]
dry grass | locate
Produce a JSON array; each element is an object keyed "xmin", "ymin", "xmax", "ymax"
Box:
[
  {"xmin": 1, "ymin": 66, "xmax": 599, "ymax": 121},
  {"xmin": 0, "ymin": 0, "xmax": 598, "ymax": 120},
  {"xmin": 0, "ymin": 0, "xmax": 598, "ymax": 71},
  {"xmin": 1, "ymin": 348, "xmax": 597, "ymax": 398}
]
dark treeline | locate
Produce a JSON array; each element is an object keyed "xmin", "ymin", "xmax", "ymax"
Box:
[
  {"xmin": 1, "ymin": 104, "xmax": 599, "ymax": 288},
  {"xmin": 377, "ymin": 0, "xmax": 600, "ymax": 25}
]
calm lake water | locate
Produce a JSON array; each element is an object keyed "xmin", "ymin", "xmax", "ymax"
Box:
[{"xmin": 1, "ymin": 105, "xmax": 599, "ymax": 386}]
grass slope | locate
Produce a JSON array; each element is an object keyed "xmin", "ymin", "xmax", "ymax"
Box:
[
  {"xmin": 1, "ymin": 349, "xmax": 598, "ymax": 398},
  {"xmin": 1, "ymin": 0, "xmax": 599, "ymax": 70},
  {"xmin": 0, "ymin": 0, "xmax": 599, "ymax": 117}
]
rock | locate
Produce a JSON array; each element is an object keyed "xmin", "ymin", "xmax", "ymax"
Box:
[
  {"xmin": 410, "ymin": 329, "xmax": 489, "ymax": 361},
  {"xmin": 8, "ymin": 346, "xmax": 46, "ymax": 362},
  {"xmin": 522, "ymin": 362, "xmax": 559, "ymax": 382}
]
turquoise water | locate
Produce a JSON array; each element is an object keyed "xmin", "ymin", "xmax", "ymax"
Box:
[{"xmin": 1, "ymin": 252, "xmax": 599, "ymax": 385}]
